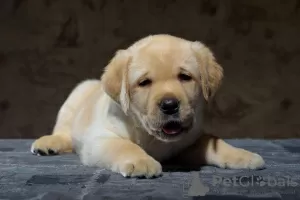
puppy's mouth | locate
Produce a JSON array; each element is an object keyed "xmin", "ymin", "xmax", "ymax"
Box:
[
  {"xmin": 146, "ymin": 117, "xmax": 194, "ymax": 142},
  {"xmin": 161, "ymin": 121, "xmax": 191, "ymax": 137},
  {"xmin": 161, "ymin": 121, "xmax": 185, "ymax": 136}
]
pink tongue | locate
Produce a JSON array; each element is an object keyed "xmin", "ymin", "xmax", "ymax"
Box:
[{"xmin": 162, "ymin": 127, "xmax": 181, "ymax": 135}]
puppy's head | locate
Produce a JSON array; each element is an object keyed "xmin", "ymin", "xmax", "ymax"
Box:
[{"xmin": 101, "ymin": 35, "xmax": 223, "ymax": 142}]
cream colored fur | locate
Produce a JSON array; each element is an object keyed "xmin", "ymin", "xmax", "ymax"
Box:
[{"xmin": 31, "ymin": 34, "xmax": 265, "ymax": 178}]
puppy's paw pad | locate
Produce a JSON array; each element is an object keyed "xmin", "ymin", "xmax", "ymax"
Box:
[
  {"xmin": 31, "ymin": 135, "xmax": 62, "ymax": 156},
  {"xmin": 117, "ymin": 157, "xmax": 162, "ymax": 178},
  {"xmin": 32, "ymin": 148, "xmax": 59, "ymax": 156}
]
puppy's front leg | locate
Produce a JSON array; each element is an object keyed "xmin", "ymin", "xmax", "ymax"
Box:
[
  {"xmin": 81, "ymin": 138, "xmax": 162, "ymax": 178},
  {"xmin": 177, "ymin": 134, "xmax": 265, "ymax": 169}
]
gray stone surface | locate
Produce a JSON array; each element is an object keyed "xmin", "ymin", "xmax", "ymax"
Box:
[{"xmin": 1, "ymin": 139, "xmax": 300, "ymax": 199}]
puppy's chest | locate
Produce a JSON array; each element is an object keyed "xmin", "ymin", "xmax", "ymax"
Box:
[{"xmin": 135, "ymin": 137, "xmax": 185, "ymax": 161}]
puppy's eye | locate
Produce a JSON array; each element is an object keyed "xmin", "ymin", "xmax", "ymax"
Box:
[
  {"xmin": 138, "ymin": 79, "xmax": 152, "ymax": 87},
  {"xmin": 178, "ymin": 73, "xmax": 192, "ymax": 81}
]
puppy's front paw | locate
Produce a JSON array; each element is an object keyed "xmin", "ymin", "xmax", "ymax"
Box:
[
  {"xmin": 220, "ymin": 149, "xmax": 265, "ymax": 170},
  {"xmin": 113, "ymin": 156, "xmax": 162, "ymax": 178},
  {"xmin": 31, "ymin": 135, "xmax": 66, "ymax": 156}
]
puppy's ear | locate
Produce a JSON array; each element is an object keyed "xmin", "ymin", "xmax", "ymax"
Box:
[
  {"xmin": 191, "ymin": 41, "xmax": 224, "ymax": 101},
  {"xmin": 101, "ymin": 50, "xmax": 132, "ymax": 114}
]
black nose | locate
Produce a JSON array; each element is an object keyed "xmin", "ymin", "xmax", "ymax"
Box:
[{"xmin": 159, "ymin": 97, "xmax": 180, "ymax": 115}]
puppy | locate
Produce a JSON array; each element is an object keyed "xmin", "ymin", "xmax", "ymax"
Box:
[{"xmin": 31, "ymin": 34, "xmax": 265, "ymax": 178}]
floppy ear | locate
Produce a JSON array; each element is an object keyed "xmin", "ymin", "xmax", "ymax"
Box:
[
  {"xmin": 191, "ymin": 41, "xmax": 224, "ymax": 101},
  {"xmin": 101, "ymin": 50, "xmax": 132, "ymax": 114}
]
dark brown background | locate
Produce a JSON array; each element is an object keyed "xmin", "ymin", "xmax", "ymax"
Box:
[{"xmin": 0, "ymin": 0, "xmax": 300, "ymax": 139}]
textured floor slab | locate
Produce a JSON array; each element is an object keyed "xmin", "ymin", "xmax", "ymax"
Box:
[{"xmin": 1, "ymin": 139, "xmax": 300, "ymax": 200}]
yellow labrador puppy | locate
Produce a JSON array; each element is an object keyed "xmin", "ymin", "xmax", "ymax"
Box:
[{"xmin": 31, "ymin": 34, "xmax": 264, "ymax": 178}]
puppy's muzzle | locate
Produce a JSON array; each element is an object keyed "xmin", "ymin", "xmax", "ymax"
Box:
[{"xmin": 159, "ymin": 97, "xmax": 180, "ymax": 115}]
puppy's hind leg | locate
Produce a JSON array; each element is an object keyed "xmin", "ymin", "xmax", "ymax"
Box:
[
  {"xmin": 31, "ymin": 132, "xmax": 72, "ymax": 156},
  {"xmin": 31, "ymin": 100, "xmax": 75, "ymax": 156},
  {"xmin": 31, "ymin": 80, "xmax": 100, "ymax": 156}
]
